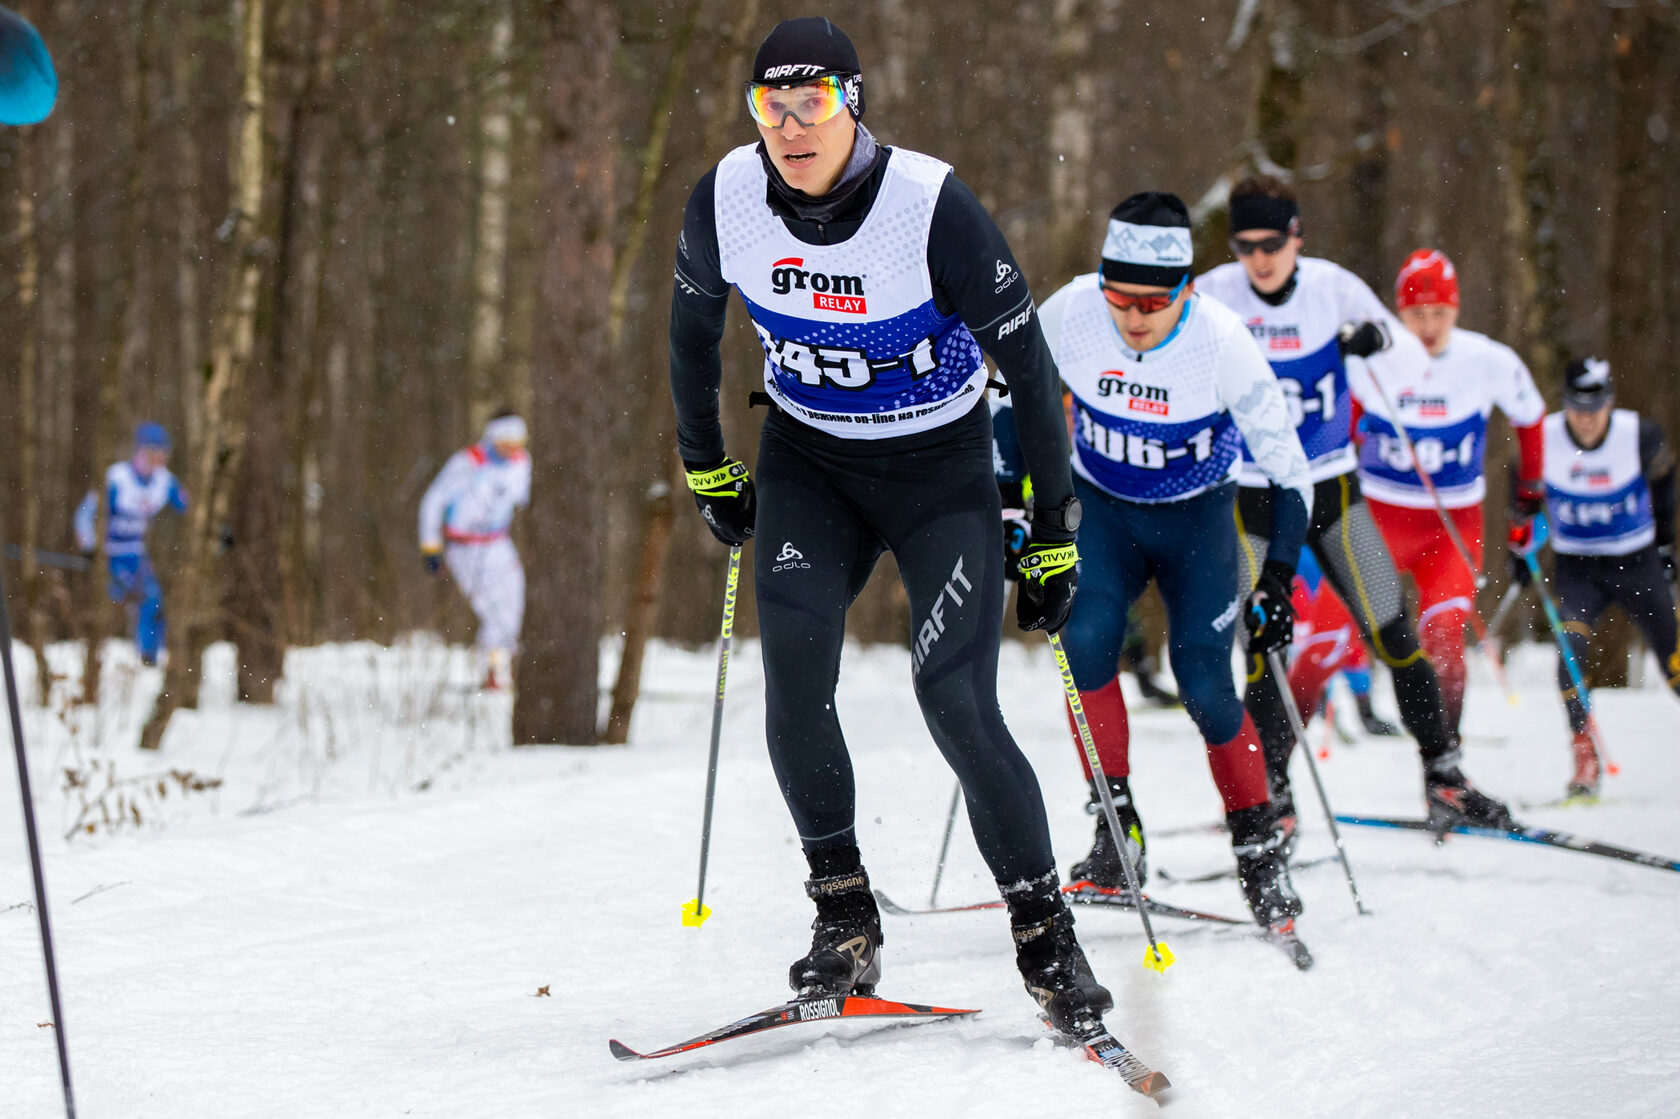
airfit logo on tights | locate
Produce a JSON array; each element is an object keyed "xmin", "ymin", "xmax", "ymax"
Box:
[{"xmin": 912, "ymin": 554, "xmax": 974, "ymax": 672}]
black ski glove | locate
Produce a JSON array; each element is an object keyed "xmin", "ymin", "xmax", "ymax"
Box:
[
  {"xmin": 1336, "ymin": 320, "xmax": 1389, "ymax": 359},
  {"xmin": 1016, "ymin": 539, "xmax": 1079, "ymax": 633},
  {"xmin": 684, "ymin": 457, "xmax": 756, "ymax": 547},
  {"xmin": 1244, "ymin": 560, "xmax": 1296, "ymax": 655}
]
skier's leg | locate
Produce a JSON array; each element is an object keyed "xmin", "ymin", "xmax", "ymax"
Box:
[
  {"xmin": 1153, "ymin": 487, "xmax": 1297, "ymax": 926},
  {"xmin": 875, "ymin": 411, "xmax": 1108, "ymax": 1029},
  {"xmin": 136, "ymin": 559, "xmax": 165, "ymax": 665},
  {"xmin": 1552, "ymin": 554, "xmax": 1607, "ymax": 735},
  {"xmin": 754, "ymin": 422, "xmax": 888, "ymax": 998},
  {"xmin": 1234, "ymin": 489, "xmax": 1299, "ymax": 799},
  {"xmin": 753, "ymin": 424, "xmax": 881, "ymax": 857},
  {"xmin": 1408, "ymin": 506, "xmax": 1480, "ymax": 737},
  {"xmin": 1607, "ymin": 547, "xmax": 1680, "ymax": 700},
  {"xmin": 1051, "ymin": 480, "xmax": 1149, "ymax": 886},
  {"xmin": 1314, "ymin": 477, "xmax": 1510, "ymax": 825}
]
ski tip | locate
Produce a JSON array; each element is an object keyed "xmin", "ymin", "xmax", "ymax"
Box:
[
  {"xmin": 607, "ymin": 1038, "xmax": 645, "ymax": 1061},
  {"xmin": 1138, "ymin": 1072, "xmax": 1173, "ymax": 1098}
]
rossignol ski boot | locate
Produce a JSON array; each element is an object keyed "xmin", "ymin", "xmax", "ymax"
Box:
[
  {"xmin": 1006, "ymin": 871, "xmax": 1113, "ymax": 1038},
  {"xmin": 789, "ymin": 847, "xmax": 882, "ymax": 998}
]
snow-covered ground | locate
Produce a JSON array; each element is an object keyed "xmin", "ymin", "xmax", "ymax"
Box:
[{"xmin": 2, "ymin": 637, "xmax": 1678, "ymax": 1117}]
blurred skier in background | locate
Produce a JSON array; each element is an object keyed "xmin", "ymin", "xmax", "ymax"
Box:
[
  {"xmin": 1353, "ymin": 247, "xmax": 1546, "ymax": 744},
  {"xmin": 1539, "ymin": 359, "xmax": 1680, "ymax": 798},
  {"xmin": 75, "ymin": 423, "xmax": 187, "ymax": 666},
  {"xmin": 1197, "ymin": 175, "xmax": 1515, "ymax": 836},
  {"xmin": 1288, "ymin": 547, "xmax": 1400, "ymax": 739},
  {"xmin": 419, "ymin": 410, "xmax": 530, "ymax": 690}
]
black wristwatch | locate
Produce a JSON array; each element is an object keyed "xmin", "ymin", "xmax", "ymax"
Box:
[{"xmin": 1034, "ymin": 495, "xmax": 1083, "ymax": 535}]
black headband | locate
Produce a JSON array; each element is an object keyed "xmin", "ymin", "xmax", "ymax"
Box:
[{"xmin": 1229, "ymin": 193, "xmax": 1300, "ymax": 236}]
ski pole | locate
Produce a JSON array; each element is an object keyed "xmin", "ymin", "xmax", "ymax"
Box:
[
  {"xmin": 928, "ymin": 780, "xmax": 962, "ymax": 907},
  {"xmin": 683, "ymin": 544, "xmax": 742, "ymax": 928},
  {"xmin": 1360, "ymin": 365, "xmax": 1518, "ymax": 704},
  {"xmin": 1522, "ymin": 551, "xmax": 1618, "ymax": 776},
  {"xmin": 2, "ymin": 564, "xmax": 77, "ymax": 1117},
  {"xmin": 1267, "ymin": 649, "xmax": 1369, "ymax": 916},
  {"xmin": 1048, "ymin": 632, "xmax": 1173, "ymax": 972},
  {"xmin": 2, "ymin": 544, "xmax": 90, "ymax": 573},
  {"xmin": 1485, "ymin": 580, "xmax": 1524, "ymax": 638}
]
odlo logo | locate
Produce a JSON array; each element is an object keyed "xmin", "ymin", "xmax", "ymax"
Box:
[
  {"xmin": 771, "ymin": 257, "xmax": 867, "ymax": 314},
  {"xmin": 773, "ymin": 542, "xmax": 811, "ymax": 572}
]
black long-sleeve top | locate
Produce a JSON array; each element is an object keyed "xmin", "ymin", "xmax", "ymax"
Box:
[{"xmin": 668, "ymin": 144, "xmax": 1076, "ymax": 521}]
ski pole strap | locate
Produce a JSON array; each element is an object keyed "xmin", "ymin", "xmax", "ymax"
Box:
[
  {"xmin": 1018, "ymin": 541, "xmax": 1078, "ymax": 583},
  {"xmin": 685, "ymin": 459, "xmax": 749, "ymax": 499}
]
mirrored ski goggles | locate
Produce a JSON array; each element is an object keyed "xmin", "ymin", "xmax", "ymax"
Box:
[
  {"xmin": 1229, "ymin": 232, "xmax": 1291, "ymax": 257},
  {"xmin": 744, "ymin": 73, "xmax": 851, "ymax": 129},
  {"xmin": 1101, "ymin": 275, "xmax": 1188, "ymax": 315}
]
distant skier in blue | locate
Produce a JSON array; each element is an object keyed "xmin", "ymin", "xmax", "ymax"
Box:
[{"xmin": 75, "ymin": 424, "xmax": 188, "ymax": 666}]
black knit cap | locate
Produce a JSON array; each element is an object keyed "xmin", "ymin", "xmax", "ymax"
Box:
[
  {"xmin": 751, "ymin": 18, "xmax": 865, "ymax": 117},
  {"xmin": 1563, "ymin": 357, "xmax": 1614, "ymax": 409},
  {"xmin": 1100, "ymin": 191, "xmax": 1193, "ymax": 288},
  {"xmin": 1229, "ymin": 191, "xmax": 1300, "ymax": 236}
]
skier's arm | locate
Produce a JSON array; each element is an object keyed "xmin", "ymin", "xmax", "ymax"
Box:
[
  {"xmin": 927, "ymin": 174, "xmax": 1075, "ymax": 527},
  {"xmin": 1219, "ymin": 327, "xmax": 1312, "ymax": 572},
  {"xmin": 991, "ymin": 284, "xmax": 1073, "ymax": 504},
  {"xmin": 512, "ymin": 458, "xmax": 531, "ymax": 510},
  {"xmin": 73, "ymin": 489, "xmax": 98, "ymax": 552},
  {"xmin": 668, "ymin": 169, "xmax": 734, "ymax": 470},
  {"xmin": 418, "ymin": 454, "xmax": 469, "ymax": 553},
  {"xmin": 1639, "ymin": 417, "xmax": 1676, "ymax": 551},
  {"xmin": 167, "ymin": 474, "xmax": 188, "ymax": 513}
]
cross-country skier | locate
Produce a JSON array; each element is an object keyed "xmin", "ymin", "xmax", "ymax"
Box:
[
  {"xmin": 74, "ymin": 423, "xmax": 187, "ymax": 666},
  {"xmin": 418, "ymin": 411, "xmax": 530, "ymax": 690},
  {"xmin": 1352, "ymin": 248, "xmax": 1546, "ymax": 741},
  {"xmin": 666, "ymin": 18, "xmax": 1108, "ymax": 1037},
  {"xmin": 995, "ymin": 192, "xmax": 1312, "ymax": 937},
  {"xmin": 1196, "ymin": 175, "xmax": 1515, "ymax": 834},
  {"xmin": 1540, "ymin": 358, "xmax": 1680, "ymax": 797}
]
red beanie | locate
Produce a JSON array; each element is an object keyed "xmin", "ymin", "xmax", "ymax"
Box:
[{"xmin": 1395, "ymin": 248, "xmax": 1458, "ymax": 309}]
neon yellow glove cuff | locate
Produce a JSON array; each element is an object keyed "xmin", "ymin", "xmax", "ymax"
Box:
[
  {"xmin": 1018, "ymin": 541, "xmax": 1078, "ymax": 583},
  {"xmin": 686, "ymin": 458, "xmax": 750, "ymax": 499}
]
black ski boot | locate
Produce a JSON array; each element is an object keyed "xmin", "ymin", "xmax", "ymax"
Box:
[
  {"xmin": 1230, "ymin": 805, "xmax": 1303, "ymax": 929},
  {"xmin": 1068, "ymin": 778, "xmax": 1147, "ymax": 886},
  {"xmin": 1425, "ymin": 757, "xmax": 1515, "ymax": 831},
  {"xmin": 1267, "ymin": 769, "xmax": 1299, "ymax": 861},
  {"xmin": 1006, "ymin": 870, "xmax": 1113, "ymax": 1037},
  {"xmin": 1355, "ymin": 693, "xmax": 1400, "ymax": 736},
  {"xmin": 789, "ymin": 846, "xmax": 882, "ymax": 998}
]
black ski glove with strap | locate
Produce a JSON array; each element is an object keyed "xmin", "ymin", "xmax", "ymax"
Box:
[
  {"xmin": 1244, "ymin": 560, "xmax": 1296, "ymax": 655},
  {"xmin": 685, "ymin": 457, "xmax": 755, "ymax": 547}
]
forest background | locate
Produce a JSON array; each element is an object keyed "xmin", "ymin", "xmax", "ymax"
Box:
[{"xmin": 0, "ymin": 0, "xmax": 1675, "ymax": 748}]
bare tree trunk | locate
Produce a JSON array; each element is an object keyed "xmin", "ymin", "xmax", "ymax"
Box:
[
  {"xmin": 139, "ymin": 0, "xmax": 268, "ymax": 751},
  {"xmin": 513, "ymin": 0, "xmax": 616, "ymax": 746},
  {"xmin": 602, "ymin": 0, "xmax": 748, "ymax": 744},
  {"xmin": 1047, "ymin": 0, "xmax": 1095, "ymax": 284},
  {"xmin": 1495, "ymin": 0, "xmax": 1566, "ymax": 389},
  {"xmin": 466, "ymin": 0, "xmax": 514, "ymax": 433},
  {"xmin": 171, "ymin": 9, "xmax": 206, "ymax": 444}
]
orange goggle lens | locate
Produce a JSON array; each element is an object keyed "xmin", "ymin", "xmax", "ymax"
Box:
[
  {"xmin": 745, "ymin": 74, "xmax": 848, "ymax": 128},
  {"xmin": 1101, "ymin": 277, "xmax": 1188, "ymax": 315}
]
